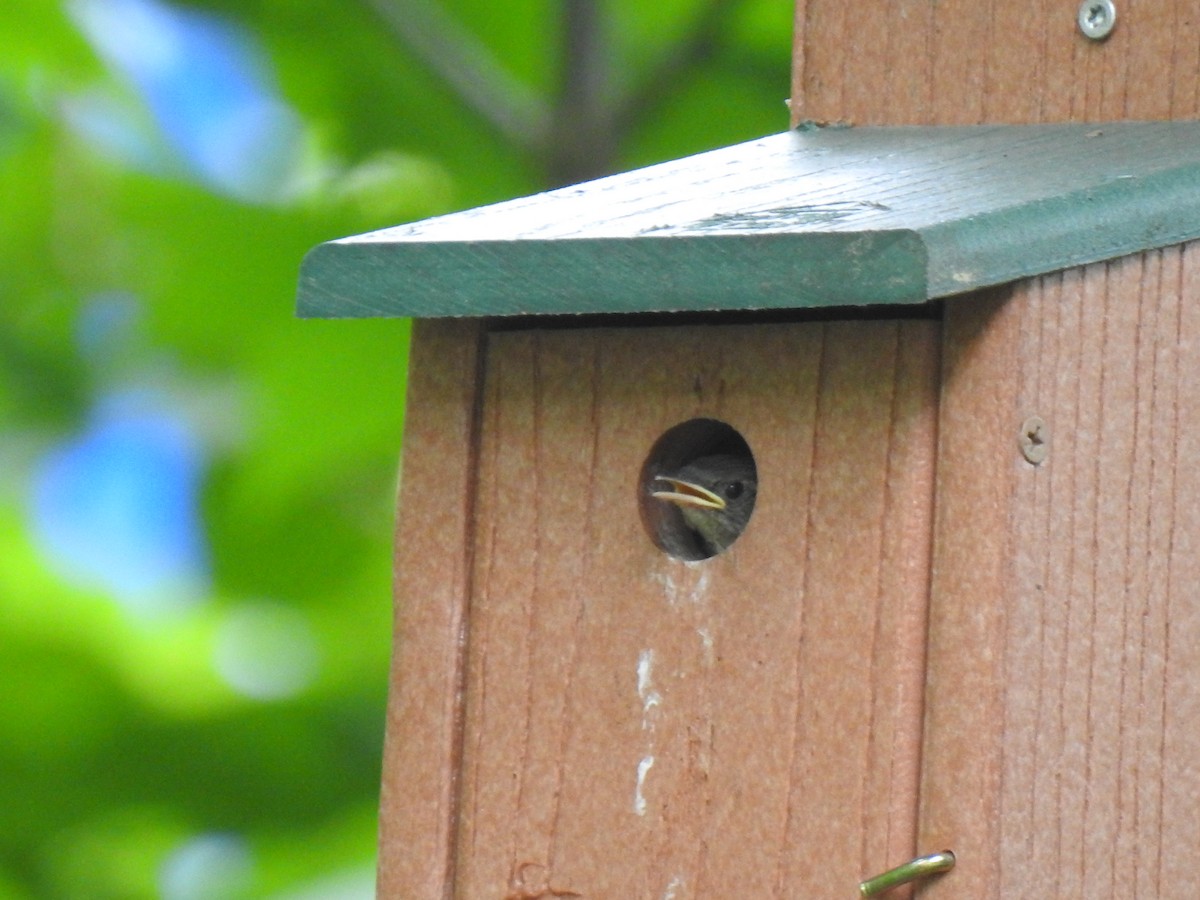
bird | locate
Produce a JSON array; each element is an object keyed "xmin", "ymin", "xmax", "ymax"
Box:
[{"xmin": 650, "ymin": 454, "xmax": 757, "ymax": 556}]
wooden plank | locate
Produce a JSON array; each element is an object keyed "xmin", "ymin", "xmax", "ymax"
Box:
[
  {"xmin": 378, "ymin": 320, "xmax": 484, "ymax": 897},
  {"xmin": 915, "ymin": 288, "xmax": 1019, "ymax": 895},
  {"xmin": 297, "ymin": 123, "xmax": 1200, "ymax": 318},
  {"xmin": 445, "ymin": 321, "xmax": 939, "ymax": 897},
  {"xmin": 791, "ymin": 0, "xmax": 1200, "ymax": 126},
  {"xmin": 920, "ymin": 241, "xmax": 1200, "ymax": 896}
]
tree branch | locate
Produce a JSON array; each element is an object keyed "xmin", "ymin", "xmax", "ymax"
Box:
[
  {"xmin": 364, "ymin": 0, "xmax": 753, "ymax": 187},
  {"xmin": 544, "ymin": 0, "xmax": 617, "ymax": 185},
  {"xmin": 364, "ymin": 0, "xmax": 550, "ymax": 153},
  {"xmin": 612, "ymin": 0, "xmax": 746, "ymax": 137}
]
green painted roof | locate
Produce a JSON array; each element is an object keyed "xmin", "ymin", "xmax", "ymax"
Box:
[{"xmin": 297, "ymin": 121, "xmax": 1200, "ymax": 318}]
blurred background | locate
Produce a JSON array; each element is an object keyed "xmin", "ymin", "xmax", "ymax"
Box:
[{"xmin": 0, "ymin": 1, "xmax": 789, "ymax": 896}]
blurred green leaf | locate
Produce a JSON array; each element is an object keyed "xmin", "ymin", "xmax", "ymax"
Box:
[{"xmin": 0, "ymin": 0, "xmax": 790, "ymax": 894}]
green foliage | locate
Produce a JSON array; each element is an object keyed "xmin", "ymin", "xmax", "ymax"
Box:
[{"xmin": 0, "ymin": 0, "xmax": 789, "ymax": 895}]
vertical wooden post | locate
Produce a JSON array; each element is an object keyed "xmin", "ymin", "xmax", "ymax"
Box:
[
  {"xmin": 791, "ymin": 0, "xmax": 1200, "ymax": 127},
  {"xmin": 791, "ymin": 2, "xmax": 1200, "ymax": 894}
]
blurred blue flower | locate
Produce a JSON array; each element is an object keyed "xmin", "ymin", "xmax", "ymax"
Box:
[
  {"xmin": 67, "ymin": 0, "xmax": 308, "ymax": 202},
  {"xmin": 160, "ymin": 832, "xmax": 254, "ymax": 900},
  {"xmin": 30, "ymin": 387, "xmax": 210, "ymax": 617}
]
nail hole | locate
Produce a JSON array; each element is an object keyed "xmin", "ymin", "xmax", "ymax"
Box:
[{"xmin": 639, "ymin": 418, "xmax": 757, "ymax": 561}]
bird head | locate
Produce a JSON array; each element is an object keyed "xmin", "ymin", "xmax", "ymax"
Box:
[{"xmin": 651, "ymin": 454, "xmax": 757, "ymax": 556}]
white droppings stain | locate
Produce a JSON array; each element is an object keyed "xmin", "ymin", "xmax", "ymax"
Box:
[
  {"xmin": 637, "ymin": 649, "xmax": 661, "ymax": 722},
  {"xmin": 635, "ymin": 650, "xmax": 662, "ymax": 817},
  {"xmin": 649, "ymin": 562, "xmax": 711, "ymax": 608},
  {"xmin": 696, "ymin": 626, "xmax": 715, "ymax": 665},
  {"xmin": 637, "ymin": 649, "xmax": 653, "ymax": 698},
  {"xmin": 648, "ymin": 570, "xmax": 678, "ymax": 605},
  {"xmin": 662, "ymin": 875, "xmax": 684, "ymax": 899},
  {"xmin": 634, "ymin": 755, "xmax": 654, "ymax": 816}
]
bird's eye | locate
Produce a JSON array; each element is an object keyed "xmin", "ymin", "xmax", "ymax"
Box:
[{"xmin": 723, "ymin": 481, "xmax": 744, "ymax": 500}]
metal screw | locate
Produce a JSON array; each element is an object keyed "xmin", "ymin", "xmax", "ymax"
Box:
[
  {"xmin": 1019, "ymin": 416, "xmax": 1048, "ymax": 465},
  {"xmin": 1078, "ymin": 0, "xmax": 1116, "ymax": 40}
]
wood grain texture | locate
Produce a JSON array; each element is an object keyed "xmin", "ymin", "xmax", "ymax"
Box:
[
  {"xmin": 920, "ymin": 242, "xmax": 1200, "ymax": 896},
  {"xmin": 433, "ymin": 321, "xmax": 940, "ymax": 898},
  {"xmin": 378, "ymin": 320, "xmax": 484, "ymax": 897},
  {"xmin": 791, "ymin": 0, "xmax": 1200, "ymax": 126}
]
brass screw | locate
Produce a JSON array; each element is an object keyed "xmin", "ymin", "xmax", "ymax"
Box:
[{"xmin": 860, "ymin": 850, "xmax": 956, "ymax": 897}]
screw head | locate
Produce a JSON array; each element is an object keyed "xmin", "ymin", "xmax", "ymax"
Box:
[
  {"xmin": 1078, "ymin": 0, "xmax": 1116, "ymax": 40},
  {"xmin": 1019, "ymin": 416, "xmax": 1048, "ymax": 465}
]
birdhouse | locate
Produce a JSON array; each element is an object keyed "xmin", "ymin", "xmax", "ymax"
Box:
[{"xmin": 298, "ymin": 2, "xmax": 1200, "ymax": 897}]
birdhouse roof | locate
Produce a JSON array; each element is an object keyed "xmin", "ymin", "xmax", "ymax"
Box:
[{"xmin": 297, "ymin": 121, "xmax": 1200, "ymax": 318}]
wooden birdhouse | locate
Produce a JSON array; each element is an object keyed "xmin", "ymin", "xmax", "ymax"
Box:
[{"xmin": 297, "ymin": 2, "xmax": 1200, "ymax": 896}]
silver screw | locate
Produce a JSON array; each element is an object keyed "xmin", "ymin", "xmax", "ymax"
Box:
[
  {"xmin": 1019, "ymin": 416, "xmax": 1048, "ymax": 465},
  {"xmin": 1078, "ymin": 0, "xmax": 1116, "ymax": 40}
]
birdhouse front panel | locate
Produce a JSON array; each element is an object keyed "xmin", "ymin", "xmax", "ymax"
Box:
[{"xmin": 382, "ymin": 319, "xmax": 939, "ymax": 897}]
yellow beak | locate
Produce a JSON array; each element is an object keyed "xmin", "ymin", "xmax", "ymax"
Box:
[{"xmin": 651, "ymin": 476, "xmax": 726, "ymax": 511}]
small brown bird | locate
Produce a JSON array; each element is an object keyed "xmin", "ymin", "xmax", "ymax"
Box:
[{"xmin": 651, "ymin": 454, "xmax": 757, "ymax": 556}]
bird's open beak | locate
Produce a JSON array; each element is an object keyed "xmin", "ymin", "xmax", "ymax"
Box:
[{"xmin": 651, "ymin": 476, "xmax": 726, "ymax": 510}]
